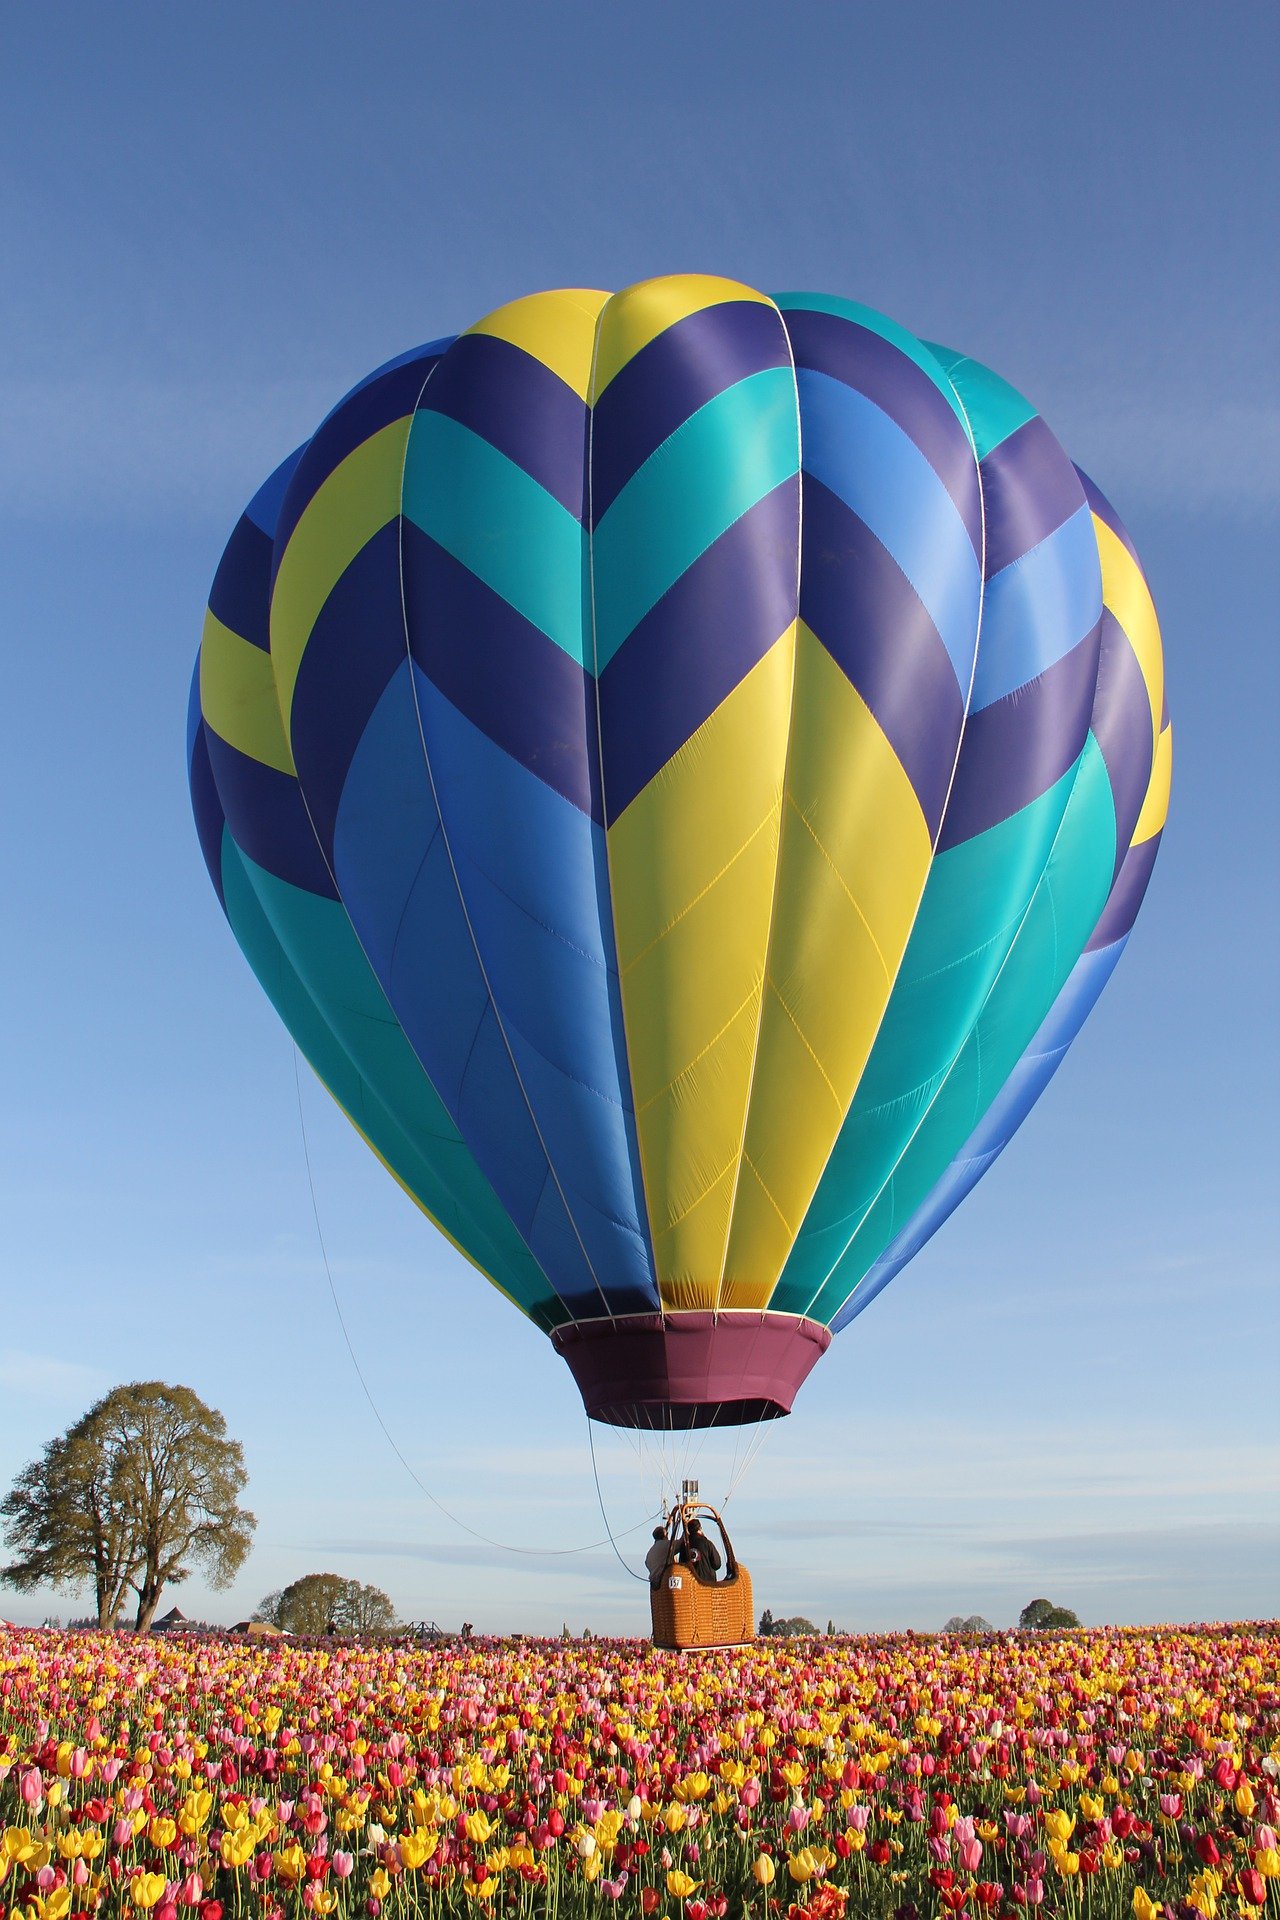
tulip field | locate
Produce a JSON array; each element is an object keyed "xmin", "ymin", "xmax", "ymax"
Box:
[{"xmin": 1, "ymin": 1626, "xmax": 1276, "ymax": 1920}]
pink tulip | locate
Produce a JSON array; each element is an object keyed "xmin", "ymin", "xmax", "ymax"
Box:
[
  {"xmin": 178, "ymin": 1873, "xmax": 203, "ymax": 1905},
  {"xmin": 958, "ymin": 1837, "xmax": 983, "ymax": 1872},
  {"xmin": 20, "ymin": 1767, "xmax": 43, "ymax": 1808},
  {"xmin": 113, "ymin": 1818, "xmax": 134, "ymax": 1847},
  {"xmin": 786, "ymin": 1805, "xmax": 809, "ymax": 1833},
  {"xmin": 846, "ymin": 1805, "xmax": 870, "ymax": 1833},
  {"xmin": 331, "ymin": 1853, "xmax": 354, "ymax": 1879}
]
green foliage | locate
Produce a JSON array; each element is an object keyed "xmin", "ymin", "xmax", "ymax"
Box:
[
  {"xmin": 258, "ymin": 1573, "xmax": 397, "ymax": 1638},
  {"xmin": 758, "ymin": 1611, "xmax": 819, "ymax": 1638},
  {"xmin": 1, "ymin": 1416, "xmax": 137, "ymax": 1629},
  {"xmin": 1019, "ymin": 1596, "xmax": 1082, "ymax": 1630},
  {"xmin": 1, "ymin": 1382, "xmax": 255, "ymax": 1632}
]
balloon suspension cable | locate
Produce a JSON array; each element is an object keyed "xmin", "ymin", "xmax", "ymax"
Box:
[
  {"xmin": 587, "ymin": 1418, "xmax": 649, "ymax": 1583},
  {"xmin": 723, "ymin": 1417, "xmax": 772, "ymax": 1506},
  {"xmin": 292, "ymin": 1045, "xmax": 654, "ymax": 1561}
]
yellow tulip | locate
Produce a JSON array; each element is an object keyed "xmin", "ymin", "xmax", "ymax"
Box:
[
  {"xmin": 274, "ymin": 1845, "xmax": 308, "ymax": 1886},
  {"xmin": 398, "ymin": 1831, "xmax": 438, "ymax": 1869},
  {"xmin": 130, "ymin": 1872, "xmax": 167, "ymax": 1910},
  {"xmin": 752, "ymin": 1855, "xmax": 775, "ymax": 1886},
  {"xmin": 787, "ymin": 1847, "xmax": 819, "ymax": 1884},
  {"xmin": 39, "ymin": 1892, "xmax": 72, "ymax": 1920},
  {"xmin": 179, "ymin": 1789, "xmax": 213, "ymax": 1835},
  {"xmin": 368, "ymin": 1868, "xmax": 391, "ymax": 1901},
  {"xmin": 148, "ymin": 1816, "xmax": 177, "ymax": 1850},
  {"xmin": 666, "ymin": 1869, "xmax": 698, "ymax": 1897},
  {"xmin": 1235, "ymin": 1781, "xmax": 1256, "ymax": 1817},
  {"xmin": 663, "ymin": 1803, "xmax": 687, "ymax": 1834},
  {"xmin": 594, "ymin": 1809, "xmax": 623, "ymax": 1847},
  {"xmin": 1079, "ymin": 1793, "xmax": 1104, "ymax": 1822},
  {"xmin": 220, "ymin": 1828, "xmax": 255, "ymax": 1870},
  {"xmin": 1133, "ymin": 1890, "xmax": 1163, "ymax": 1920},
  {"xmin": 674, "ymin": 1772, "xmax": 710, "ymax": 1802},
  {"xmin": 1043, "ymin": 1808, "xmax": 1076, "ymax": 1843}
]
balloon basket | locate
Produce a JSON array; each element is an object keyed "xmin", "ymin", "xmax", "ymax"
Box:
[{"xmin": 648, "ymin": 1499, "xmax": 755, "ymax": 1651}]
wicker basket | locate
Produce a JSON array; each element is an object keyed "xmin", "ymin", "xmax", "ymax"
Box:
[{"xmin": 648, "ymin": 1502, "xmax": 755, "ymax": 1650}]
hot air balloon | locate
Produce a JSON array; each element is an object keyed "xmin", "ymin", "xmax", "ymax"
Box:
[{"xmin": 189, "ymin": 274, "xmax": 1169, "ymax": 1435}]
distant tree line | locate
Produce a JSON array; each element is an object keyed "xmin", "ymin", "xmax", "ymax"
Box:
[{"xmin": 758, "ymin": 1609, "xmax": 820, "ymax": 1638}]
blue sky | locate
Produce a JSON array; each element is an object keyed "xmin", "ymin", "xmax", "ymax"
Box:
[{"xmin": 1, "ymin": 1, "xmax": 1276, "ymax": 1635}]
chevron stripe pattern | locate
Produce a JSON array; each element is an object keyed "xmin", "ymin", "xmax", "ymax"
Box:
[{"xmin": 191, "ymin": 278, "xmax": 1168, "ymax": 1412}]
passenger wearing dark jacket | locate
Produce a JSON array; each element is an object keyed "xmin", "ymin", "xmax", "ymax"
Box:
[{"xmin": 682, "ymin": 1517, "xmax": 722, "ymax": 1583}]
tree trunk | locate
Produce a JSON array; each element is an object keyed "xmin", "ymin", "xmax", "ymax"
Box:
[{"xmin": 135, "ymin": 1587, "xmax": 162, "ymax": 1634}]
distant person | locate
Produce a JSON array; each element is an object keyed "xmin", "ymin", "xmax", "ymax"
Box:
[
  {"xmin": 683, "ymin": 1517, "xmax": 722, "ymax": 1583},
  {"xmin": 645, "ymin": 1527, "xmax": 671, "ymax": 1588},
  {"xmin": 325, "ymin": 1617, "xmax": 337, "ymax": 1637}
]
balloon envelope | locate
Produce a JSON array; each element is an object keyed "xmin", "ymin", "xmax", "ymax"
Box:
[{"xmin": 190, "ymin": 276, "xmax": 1168, "ymax": 1427}]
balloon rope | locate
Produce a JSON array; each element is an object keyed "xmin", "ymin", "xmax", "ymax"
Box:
[
  {"xmin": 587, "ymin": 1418, "xmax": 648, "ymax": 1584},
  {"xmin": 292, "ymin": 1047, "xmax": 651, "ymax": 1560},
  {"xmin": 723, "ymin": 1419, "xmax": 772, "ymax": 1506}
]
